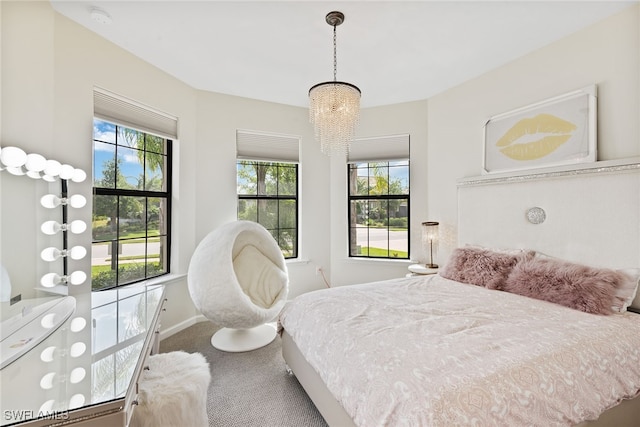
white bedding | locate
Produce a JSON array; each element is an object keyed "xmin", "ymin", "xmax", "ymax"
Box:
[{"xmin": 279, "ymin": 275, "xmax": 640, "ymax": 427}]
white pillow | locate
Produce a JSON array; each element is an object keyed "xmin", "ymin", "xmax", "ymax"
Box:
[{"xmin": 233, "ymin": 244, "xmax": 287, "ymax": 309}]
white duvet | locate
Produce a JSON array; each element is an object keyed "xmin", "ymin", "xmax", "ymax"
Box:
[{"xmin": 279, "ymin": 275, "xmax": 640, "ymax": 426}]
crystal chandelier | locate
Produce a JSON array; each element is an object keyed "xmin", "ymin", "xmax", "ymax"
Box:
[{"xmin": 309, "ymin": 11, "xmax": 361, "ymax": 156}]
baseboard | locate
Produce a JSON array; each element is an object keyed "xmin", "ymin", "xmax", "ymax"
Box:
[{"xmin": 159, "ymin": 314, "xmax": 207, "ymax": 341}]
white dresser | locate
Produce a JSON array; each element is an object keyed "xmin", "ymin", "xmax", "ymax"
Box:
[{"xmin": 0, "ymin": 285, "xmax": 166, "ymax": 427}]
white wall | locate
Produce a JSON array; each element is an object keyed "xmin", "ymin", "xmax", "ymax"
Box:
[
  {"xmin": 426, "ymin": 3, "xmax": 639, "ymax": 263},
  {"xmin": 2, "ymin": 2, "xmax": 638, "ymax": 331},
  {"xmin": 328, "ymin": 100, "xmax": 430, "ymax": 286},
  {"xmin": 194, "ymin": 91, "xmax": 331, "ymax": 298}
]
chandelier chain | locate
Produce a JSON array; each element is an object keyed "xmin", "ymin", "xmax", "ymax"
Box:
[{"xmin": 333, "ymin": 25, "xmax": 337, "ymax": 81}]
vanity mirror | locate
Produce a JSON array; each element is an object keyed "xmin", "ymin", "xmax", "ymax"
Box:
[{"xmin": 0, "ymin": 145, "xmax": 89, "ymax": 369}]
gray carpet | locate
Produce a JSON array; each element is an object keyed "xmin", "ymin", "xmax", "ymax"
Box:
[{"xmin": 159, "ymin": 321, "xmax": 329, "ymax": 427}]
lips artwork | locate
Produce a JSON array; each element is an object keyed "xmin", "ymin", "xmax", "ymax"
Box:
[{"xmin": 496, "ymin": 113, "xmax": 577, "ymax": 161}]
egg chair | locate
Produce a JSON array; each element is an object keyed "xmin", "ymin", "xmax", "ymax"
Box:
[{"xmin": 187, "ymin": 221, "xmax": 289, "ymax": 352}]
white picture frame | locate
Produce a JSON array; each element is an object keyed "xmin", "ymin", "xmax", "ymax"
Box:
[{"xmin": 483, "ymin": 85, "xmax": 597, "ymax": 174}]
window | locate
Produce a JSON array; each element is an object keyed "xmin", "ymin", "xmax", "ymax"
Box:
[
  {"xmin": 236, "ymin": 131, "xmax": 300, "ymax": 259},
  {"xmin": 92, "ymin": 89, "xmax": 175, "ymax": 290},
  {"xmin": 347, "ymin": 135, "xmax": 410, "ymax": 259}
]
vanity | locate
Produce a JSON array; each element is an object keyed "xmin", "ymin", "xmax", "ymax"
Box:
[
  {"xmin": 0, "ymin": 146, "xmax": 165, "ymax": 426},
  {"xmin": 0, "ymin": 285, "xmax": 165, "ymax": 426}
]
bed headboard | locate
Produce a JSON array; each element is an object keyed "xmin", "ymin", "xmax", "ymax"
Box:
[{"xmin": 457, "ymin": 158, "xmax": 640, "ymax": 308}]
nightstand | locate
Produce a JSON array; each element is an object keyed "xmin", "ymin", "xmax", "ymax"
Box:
[{"xmin": 406, "ymin": 264, "xmax": 439, "ymax": 277}]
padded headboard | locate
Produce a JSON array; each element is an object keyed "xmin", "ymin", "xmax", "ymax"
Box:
[{"xmin": 457, "ymin": 158, "xmax": 640, "ymax": 308}]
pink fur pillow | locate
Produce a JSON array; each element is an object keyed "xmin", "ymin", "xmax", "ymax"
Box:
[
  {"xmin": 439, "ymin": 247, "xmax": 532, "ymax": 290},
  {"xmin": 503, "ymin": 258, "xmax": 627, "ymax": 315}
]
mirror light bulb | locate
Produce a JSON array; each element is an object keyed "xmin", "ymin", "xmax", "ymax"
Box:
[
  {"xmin": 7, "ymin": 166, "xmax": 25, "ymax": 176},
  {"xmin": 25, "ymin": 153, "xmax": 47, "ymax": 172},
  {"xmin": 69, "ymin": 194, "xmax": 87, "ymax": 208},
  {"xmin": 39, "ymin": 401, "xmax": 55, "ymax": 414},
  {"xmin": 41, "ymin": 273, "xmax": 61, "ymax": 288},
  {"xmin": 26, "ymin": 170, "xmax": 42, "ymax": 179},
  {"xmin": 41, "ymin": 194, "xmax": 61, "ymax": 209},
  {"xmin": 69, "ymin": 271, "xmax": 87, "ymax": 285},
  {"xmin": 69, "ymin": 394, "xmax": 85, "ymax": 410},
  {"xmin": 59, "ymin": 164, "xmax": 75, "ymax": 180},
  {"xmin": 41, "ymin": 221, "xmax": 62, "ymax": 235},
  {"xmin": 0, "ymin": 146, "xmax": 27, "ymax": 168},
  {"xmin": 70, "ymin": 317, "xmax": 87, "ymax": 332},
  {"xmin": 69, "ymin": 342, "xmax": 86, "ymax": 358},
  {"xmin": 40, "ymin": 346, "xmax": 56, "ymax": 362},
  {"xmin": 44, "ymin": 160, "xmax": 61, "ymax": 177},
  {"xmin": 40, "ymin": 373, "xmax": 56, "ymax": 390},
  {"xmin": 69, "ymin": 220, "xmax": 87, "ymax": 234},
  {"xmin": 41, "ymin": 313, "xmax": 57, "ymax": 329},
  {"xmin": 72, "ymin": 169, "xmax": 87, "ymax": 183},
  {"xmin": 41, "ymin": 247, "xmax": 61, "ymax": 262},
  {"xmin": 69, "ymin": 246, "xmax": 87, "ymax": 260},
  {"xmin": 70, "ymin": 367, "xmax": 86, "ymax": 384}
]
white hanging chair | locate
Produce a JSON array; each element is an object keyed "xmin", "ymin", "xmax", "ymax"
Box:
[{"xmin": 187, "ymin": 221, "xmax": 289, "ymax": 352}]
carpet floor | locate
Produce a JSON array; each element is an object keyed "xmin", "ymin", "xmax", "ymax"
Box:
[{"xmin": 159, "ymin": 321, "xmax": 329, "ymax": 427}]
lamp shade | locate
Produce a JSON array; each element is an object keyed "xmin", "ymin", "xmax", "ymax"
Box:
[{"xmin": 421, "ymin": 221, "xmax": 439, "ymax": 268}]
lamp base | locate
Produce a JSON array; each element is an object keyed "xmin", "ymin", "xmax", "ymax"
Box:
[{"xmin": 425, "ymin": 263, "xmax": 438, "ymax": 268}]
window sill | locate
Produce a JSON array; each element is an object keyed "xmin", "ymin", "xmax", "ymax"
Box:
[
  {"xmin": 140, "ymin": 273, "xmax": 186, "ymax": 287},
  {"xmin": 286, "ymin": 258, "xmax": 310, "ymax": 266},
  {"xmin": 343, "ymin": 257, "xmax": 413, "ymax": 266}
]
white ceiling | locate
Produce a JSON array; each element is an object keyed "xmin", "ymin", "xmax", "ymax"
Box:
[{"xmin": 50, "ymin": 1, "xmax": 637, "ymax": 108}]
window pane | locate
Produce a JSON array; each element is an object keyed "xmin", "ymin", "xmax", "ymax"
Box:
[
  {"xmin": 278, "ymin": 200, "xmax": 296, "ymax": 229},
  {"xmin": 350, "ymin": 227, "xmax": 368, "ymax": 256},
  {"xmin": 237, "ymin": 162, "xmax": 257, "ymax": 195},
  {"xmin": 349, "ymin": 200, "xmax": 367, "ymax": 228},
  {"xmin": 351, "ymin": 164, "xmax": 370, "ymax": 196},
  {"xmin": 263, "ymin": 164, "xmax": 278, "ymax": 196},
  {"xmin": 118, "ymin": 196, "xmax": 146, "ymax": 238},
  {"xmin": 257, "ymin": 200, "xmax": 278, "ymax": 229},
  {"xmin": 148, "ymin": 235, "xmax": 168, "ymax": 276},
  {"xmin": 389, "ymin": 228, "xmax": 408, "ymax": 258},
  {"xmin": 117, "ymin": 126, "xmax": 142, "ymax": 149},
  {"xmin": 144, "ymin": 133, "xmax": 166, "ymax": 155},
  {"xmin": 278, "ymin": 230, "xmax": 296, "ymax": 258},
  {"xmin": 147, "ymin": 197, "xmax": 167, "ymax": 236},
  {"xmin": 93, "ymin": 195, "xmax": 117, "ymax": 241},
  {"xmin": 117, "ymin": 146, "xmax": 143, "ymax": 189},
  {"xmin": 277, "ymin": 165, "xmax": 297, "ymax": 196},
  {"xmin": 93, "ymin": 141, "xmax": 116, "ymax": 189},
  {"xmin": 94, "ymin": 119, "xmax": 116, "ymax": 143},
  {"xmin": 145, "ymin": 153, "xmax": 166, "ymax": 191},
  {"xmin": 91, "ymin": 242, "xmax": 116, "ymax": 291},
  {"xmin": 389, "ymin": 162, "xmax": 409, "ymax": 195},
  {"xmin": 119, "ymin": 258, "xmax": 146, "ymax": 285},
  {"xmin": 369, "ymin": 164, "xmax": 389, "ymax": 195},
  {"xmin": 238, "ymin": 199, "xmax": 257, "ymax": 221}
]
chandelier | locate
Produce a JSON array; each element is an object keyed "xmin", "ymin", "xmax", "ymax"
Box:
[{"xmin": 309, "ymin": 11, "xmax": 361, "ymax": 156}]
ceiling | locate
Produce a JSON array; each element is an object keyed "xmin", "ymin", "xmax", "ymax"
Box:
[{"xmin": 50, "ymin": 1, "xmax": 637, "ymax": 108}]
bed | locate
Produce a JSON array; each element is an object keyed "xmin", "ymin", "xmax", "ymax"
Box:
[{"xmin": 279, "ymin": 159, "xmax": 640, "ymax": 427}]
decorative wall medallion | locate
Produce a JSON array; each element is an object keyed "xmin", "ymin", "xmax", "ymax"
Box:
[{"xmin": 526, "ymin": 207, "xmax": 546, "ymax": 224}]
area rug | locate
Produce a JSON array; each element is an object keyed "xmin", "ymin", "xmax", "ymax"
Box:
[{"xmin": 160, "ymin": 321, "xmax": 328, "ymax": 427}]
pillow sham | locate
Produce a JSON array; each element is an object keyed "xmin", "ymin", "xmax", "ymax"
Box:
[
  {"xmin": 503, "ymin": 257, "xmax": 629, "ymax": 315},
  {"xmin": 616, "ymin": 268, "xmax": 640, "ymax": 312},
  {"xmin": 439, "ymin": 246, "xmax": 533, "ymax": 290}
]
